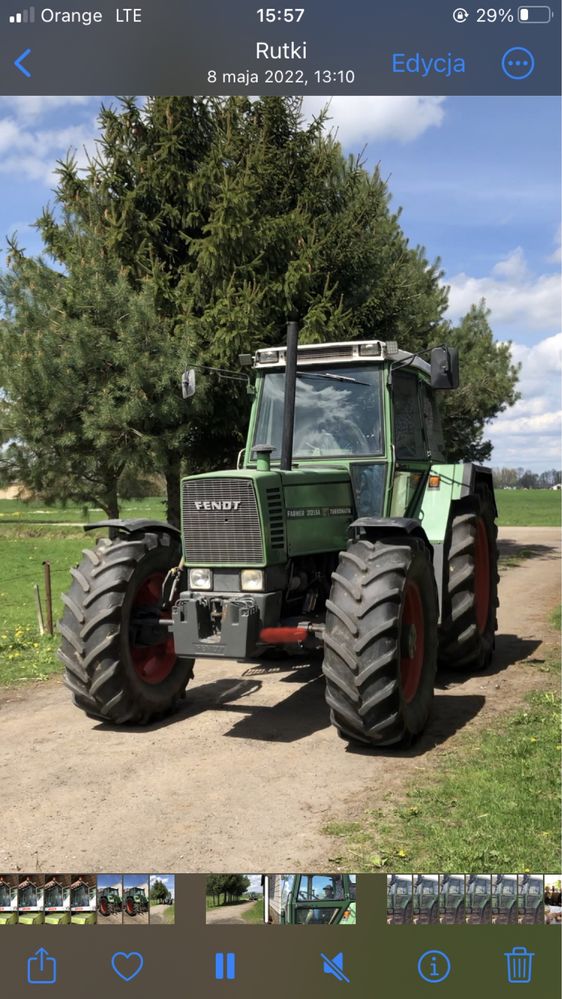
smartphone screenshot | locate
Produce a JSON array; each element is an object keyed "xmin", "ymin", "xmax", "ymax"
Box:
[{"xmin": 0, "ymin": 1, "xmax": 560, "ymax": 995}]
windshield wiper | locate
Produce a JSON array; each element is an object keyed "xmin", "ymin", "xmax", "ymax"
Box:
[{"xmin": 295, "ymin": 370, "xmax": 369, "ymax": 386}]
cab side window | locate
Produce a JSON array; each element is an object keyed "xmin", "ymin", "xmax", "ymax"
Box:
[
  {"xmin": 420, "ymin": 383, "xmax": 446, "ymax": 461},
  {"xmin": 392, "ymin": 372, "xmax": 426, "ymax": 460}
]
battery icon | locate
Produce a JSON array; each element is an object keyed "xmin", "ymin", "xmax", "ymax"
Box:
[{"xmin": 518, "ymin": 5, "xmax": 552, "ymax": 21}]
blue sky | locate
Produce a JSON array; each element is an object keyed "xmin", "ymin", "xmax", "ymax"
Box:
[{"xmin": 0, "ymin": 95, "xmax": 559, "ymax": 469}]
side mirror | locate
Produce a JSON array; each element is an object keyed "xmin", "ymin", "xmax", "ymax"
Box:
[
  {"xmin": 181, "ymin": 369, "xmax": 196, "ymax": 399},
  {"xmin": 431, "ymin": 346, "xmax": 459, "ymax": 390}
]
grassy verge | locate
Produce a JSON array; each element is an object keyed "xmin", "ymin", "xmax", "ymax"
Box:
[
  {"xmin": 164, "ymin": 905, "xmax": 175, "ymax": 924},
  {"xmin": 325, "ymin": 640, "xmax": 561, "ymax": 873},
  {"xmin": 496, "ymin": 490, "xmax": 560, "ymax": 527},
  {"xmin": 242, "ymin": 898, "xmax": 265, "ymax": 923}
]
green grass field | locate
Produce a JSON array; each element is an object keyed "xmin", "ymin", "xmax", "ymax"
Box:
[
  {"xmin": 495, "ymin": 489, "xmax": 560, "ymax": 526},
  {"xmin": 242, "ymin": 898, "xmax": 265, "ymax": 923},
  {"xmin": 0, "ymin": 489, "xmax": 559, "ymax": 686},
  {"xmin": 325, "ymin": 614, "xmax": 561, "ymax": 873}
]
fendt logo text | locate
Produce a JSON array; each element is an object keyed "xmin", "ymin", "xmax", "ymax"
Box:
[{"xmin": 194, "ymin": 500, "xmax": 242, "ymax": 511}]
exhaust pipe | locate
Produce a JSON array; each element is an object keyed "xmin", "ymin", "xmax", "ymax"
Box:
[{"xmin": 280, "ymin": 320, "xmax": 299, "ymax": 471}]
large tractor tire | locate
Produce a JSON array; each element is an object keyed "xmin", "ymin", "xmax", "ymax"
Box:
[
  {"xmin": 322, "ymin": 536, "xmax": 438, "ymax": 747},
  {"xmin": 58, "ymin": 528, "xmax": 194, "ymax": 725},
  {"xmin": 439, "ymin": 484, "xmax": 499, "ymax": 671},
  {"xmin": 98, "ymin": 896, "xmax": 110, "ymax": 917},
  {"xmin": 125, "ymin": 898, "xmax": 137, "ymax": 917}
]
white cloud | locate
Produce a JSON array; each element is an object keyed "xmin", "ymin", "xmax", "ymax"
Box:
[
  {"xmin": 446, "ymin": 247, "xmax": 561, "ymax": 332},
  {"xmin": 302, "ymin": 96, "xmax": 446, "ymax": 145},
  {"xmin": 0, "ymin": 97, "xmax": 95, "ymax": 121},
  {"xmin": 0, "ymin": 116, "xmax": 99, "ymax": 185},
  {"xmin": 488, "ymin": 333, "xmax": 562, "ymax": 468}
]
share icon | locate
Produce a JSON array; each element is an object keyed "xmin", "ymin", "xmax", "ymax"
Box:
[{"xmin": 321, "ymin": 952, "xmax": 350, "ymax": 984}]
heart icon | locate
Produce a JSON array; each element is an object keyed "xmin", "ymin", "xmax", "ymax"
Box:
[{"xmin": 111, "ymin": 951, "xmax": 144, "ymax": 982}]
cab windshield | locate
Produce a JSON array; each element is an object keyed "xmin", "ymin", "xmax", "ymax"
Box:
[{"xmin": 253, "ymin": 366, "xmax": 383, "ymax": 459}]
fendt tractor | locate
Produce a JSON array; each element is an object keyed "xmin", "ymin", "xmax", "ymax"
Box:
[
  {"xmin": 59, "ymin": 324, "xmax": 499, "ymax": 747},
  {"xmin": 98, "ymin": 887, "xmax": 122, "ymax": 917},
  {"xmin": 123, "ymin": 886, "xmax": 149, "ymax": 917}
]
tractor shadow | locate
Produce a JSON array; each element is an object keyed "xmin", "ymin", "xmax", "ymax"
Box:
[
  {"xmin": 436, "ymin": 634, "xmax": 543, "ymax": 690},
  {"xmin": 497, "ymin": 539, "xmax": 559, "ymax": 565}
]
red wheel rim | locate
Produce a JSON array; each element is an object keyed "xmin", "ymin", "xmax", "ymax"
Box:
[
  {"xmin": 400, "ymin": 579, "xmax": 424, "ymax": 703},
  {"xmin": 473, "ymin": 518, "xmax": 490, "ymax": 634},
  {"xmin": 100, "ymin": 899, "xmax": 108, "ymax": 915},
  {"xmin": 127, "ymin": 900, "xmax": 135, "ymax": 915},
  {"xmin": 130, "ymin": 572, "xmax": 176, "ymax": 685}
]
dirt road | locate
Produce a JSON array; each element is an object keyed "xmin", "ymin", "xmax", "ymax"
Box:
[
  {"xmin": 149, "ymin": 904, "xmax": 173, "ymax": 924},
  {"xmin": 206, "ymin": 901, "xmax": 259, "ymax": 925},
  {"xmin": 0, "ymin": 527, "xmax": 559, "ymax": 873}
]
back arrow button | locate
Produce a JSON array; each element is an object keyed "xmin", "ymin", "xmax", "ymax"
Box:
[{"xmin": 14, "ymin": 48, "xmax": 32, "ymax": 78}]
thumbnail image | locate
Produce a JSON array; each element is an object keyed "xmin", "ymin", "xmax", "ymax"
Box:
[
  {"xmin": 207, "ymin": 875, "xmax": 264, "ymax": 925},
  {"xmin": 544, "ymin": 875, "xmax": 562, "ymax": 925},
  {"xmin": 149, "ymin": 875, "xmax": 175, "ymax": 925},
  {"xmin": 439, "ymin": 875, "xmax": 465, "ymax": 924},
  {"xmin": 267, "ymin": 874, "xmax": 356, "ymax": 925},
  {"xmin": 0, "ymin": 875, "xmax": 18, "ymax": 924},
  {"xmin": 70, "ymin": 875, "xmax": 97, "ymax": 924},
  {"xmin": 44, "ymin": 875, "xmax": 71, "ymax": 925},
  {"xmin": 18, "ymin": 874, "xmax": 44, "ymax": 925},
  {"xmin": 386, "ymin": 875, "xmax": 412, "ymax": 925},
  {"xmin": 466, "ymin": 875, "xmax": 491, "ymax": 924},
  {"xmin": 122, "ymin": 876, "xmax": 149, "ymax": 924},
  {"xmin": 491, "ymin": 874, "xmax": 518, "ymax": 924},
  {"xmin": 518, "ymin": 874, "xmax": 544, "ymax": 925},
  {"xmin": 97, "ymin": 875, "xmax": 123, "ymax": 925},
  {"xmin": 413, "ymin": 875, "xmax": 439, "ymax": 924}
]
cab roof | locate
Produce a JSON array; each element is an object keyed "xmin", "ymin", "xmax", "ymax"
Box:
[{"xmin": 253, "ymin": 340, "xmax": 431, "ymax": 376}]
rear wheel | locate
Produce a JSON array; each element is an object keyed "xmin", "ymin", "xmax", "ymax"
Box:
[
  {"xmin": 99, "ymin": 897, "xmax": 110, "ymax": 917},
  {"xmin": 439, "ymin": 485, "xmax": 499, "ymax": 671},
  {"xmin": 126, "ymin": 898, "xmax": 137, "ymax": 917},
  {"xmin": 58, "ymin": 528, "xmax": 194, "ymax": 724},
  {"xmin": 322, "ymin": 536, "xmax": 438, "ymax": 747}
]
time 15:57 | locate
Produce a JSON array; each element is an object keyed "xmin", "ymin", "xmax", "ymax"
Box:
[{"xmin": 257, "ymin": 8, "xmax": 305, "ymax": 21}]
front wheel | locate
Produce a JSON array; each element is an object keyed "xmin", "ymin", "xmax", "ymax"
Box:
[
  {"xmin": 322, "ymin": 536, "xmax": 438, "ymax": 747},
  {"xmin": 58, "ymin": 528, "xmax": 194, "ymax": 724}
]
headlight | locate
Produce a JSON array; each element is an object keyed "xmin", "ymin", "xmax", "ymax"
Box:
[
  {"xmin": 189, "ymin": 568, "xmax": 213, "ymax": 590},
  {"xmin": 240, "ymin": 569, "xmax": 264, "ymax": 592}
]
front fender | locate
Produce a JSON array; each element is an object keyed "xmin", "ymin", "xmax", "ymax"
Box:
[{"xmin": 83, "ymin": 518, "xmax": 181, "ymax": 542}]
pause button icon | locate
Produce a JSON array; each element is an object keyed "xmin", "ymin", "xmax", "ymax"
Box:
[{"xmin": 215, "ymin": 953, "xmax": 236, "ymax": 980}]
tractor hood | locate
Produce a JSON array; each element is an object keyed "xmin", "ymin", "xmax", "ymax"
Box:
[{"xmin": 180, "ymin": 466, "xmax": 367, "ymax": 568}]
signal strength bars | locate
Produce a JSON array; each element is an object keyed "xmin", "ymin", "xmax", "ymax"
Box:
[{"xmin": 9, "ymin": 6, "xmax": 35, "ymax": 22}]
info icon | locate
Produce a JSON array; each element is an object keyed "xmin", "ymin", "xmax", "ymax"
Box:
[{"xmin": 417, "ymin": 949, "xmax": 452, "ymax": 984}]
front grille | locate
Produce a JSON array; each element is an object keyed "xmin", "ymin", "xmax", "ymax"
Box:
[
  {"xmin": 266, "ymin": 487, "xmax": 285, "ymax": 549},
  {"xmin": 182, "ymin": 478, "xmax": 264, "ymax": 565}
]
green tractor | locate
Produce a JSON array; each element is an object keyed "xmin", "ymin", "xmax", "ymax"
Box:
[
  {"xmin": 439, "ymin": 875, "xmax": 465, "ymax": 924},
  {"xmin": 124, "ymin": 886, "xmax": 149, "ymax": 917},
  {"xmin": 387, "ymin": 875, "xmax": 413, "ymax": 925},
  {"xmin": 98, "ymin": 887, "xmax": 122, "ymax": 917},
  {"xmin": 466, "ymin": 875, "xmax": 491, "ymax": 924},
  {"xmin": 269, "ymin": 874, "xmax": 356, "ymax": 925},
  {"xmin": 59, "ymin": 326, "xmax": 498, "ymax": 747},
  {"xmin": 518, "ymin": 875, "xmax": 544, "ymax": 925},
  {"xmin": 491, "ymin": 875, "xmax": 517, "ymax": 925},
  {"xmin": 413, "ymin": 875, "xmax": 439, "ymax": 924}
]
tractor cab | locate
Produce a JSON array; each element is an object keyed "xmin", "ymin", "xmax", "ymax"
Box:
[
  {"xmin": 387, "ymin": 875, "xmax": 413, "ymax": 924},
  {"xmin": 492, "ymin": 875, "xmax": 517, "ymax": 924},
  {"xmin": 271, "ymin": 874, "xmax": 356, "ymax": 925},
  {"xmin": 413, "ymin": 875, "xmax": 439, "ymax": 924},
  {"xmin": 439, "ymin": 875, "xmax": 465, "ymax": 924}
]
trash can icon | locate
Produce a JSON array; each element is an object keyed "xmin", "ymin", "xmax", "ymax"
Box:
[{"xmin": 505, "ymin": 946, "xmax": 535, "ymax": 983}]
